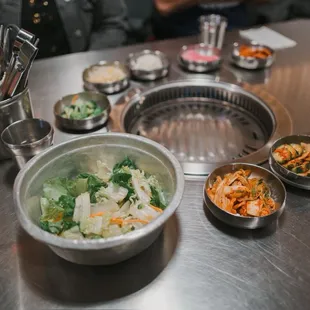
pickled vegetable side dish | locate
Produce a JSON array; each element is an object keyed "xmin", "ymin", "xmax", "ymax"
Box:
[
  {"xmin": 273, "ymin": 143, "xmax": 310, "ymax": 176},
  {"xmin": 206, "ymin": 169, "xmax": 276, "ymax": 217}
]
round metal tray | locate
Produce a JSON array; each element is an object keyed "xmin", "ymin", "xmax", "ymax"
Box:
[{"xmin": 113, "ymin": 80, "xmax": 292, "ymax": 176}]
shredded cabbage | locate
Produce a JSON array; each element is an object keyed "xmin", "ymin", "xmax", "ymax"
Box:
[{"xmin": 39, "ymin": 157, "xmax": 167, "ymax": 239}]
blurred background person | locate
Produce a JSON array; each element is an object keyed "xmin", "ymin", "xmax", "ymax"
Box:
[
  {"xmin": 152, "ymin": 0, "xmax": 293, "ymax": 39},
  {"xmin": 0, "ymin": 0, "xmax": 128, "ymax": 59}
]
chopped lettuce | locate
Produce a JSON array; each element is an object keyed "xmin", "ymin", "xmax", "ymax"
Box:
[
  {"xmin": 43, "ymin": 177, "xmax": 68, "ymax": 201},
  {"xmin": 39, "ymin": 157, "xmax": 167, "ymax": 239},
  {"xmin": 113, "ymin": 156, "xmax": 137, "ymax": 173},
  {"xmin": 77, "ymin": 173, "xmax": 107, "ymax": 203},
  {"xmin": 150, "ymin": 185, "xmax": 167, "ymax": 210}
]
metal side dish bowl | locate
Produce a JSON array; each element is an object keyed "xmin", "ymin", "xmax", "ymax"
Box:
[
  {"xmin": 83, "ymin": 61, "xmax": 130, "ymax": 95},
  {"xmin": 13, "ymin": 133, "xmax": 185, "ymax": 265},
  {"xmin": 203, "ymin": 163, "xmax": 286, "ymax": 229},
  {"xmin": 54, "ymin": 91, "xmax": 111, "ymax": 131},
  {"xmin": 178, "ymin": 44, "xmax": 222, "ymax": 73},
  {"xmin": 269, "ymin": 135, "xmax": 310, "ymax": 190},
  {"xmin": 231, "ymin": 42, "xmax": 275, "ymax": 70},
  {"xmin": 127, "ymin": 49, "xmax": 169, "ymax": 81}
]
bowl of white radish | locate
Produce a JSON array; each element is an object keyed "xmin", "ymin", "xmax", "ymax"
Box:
[{"xmin": 14, "ymin": 133, "xmax": 184, "ymax": 265}]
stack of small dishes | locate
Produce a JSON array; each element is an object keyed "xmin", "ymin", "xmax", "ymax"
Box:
[
  {"xmin": 54, "ymin": 91, "xmax": 111, "ymax": 131},
  {"xmin": 269, "ymin": 135, "xmax": 310, "ymax": 190},
  {"xmin": 83, "ymin": 61, "xmax": 130, "ymax": 94},
  {"xmin": 231, "ymin": 42, "xmax": 275, "ymax": 70},
  {"xmin": 204, "ymin": 163, "xmax": 286, "ymax": 229},
  {"xmin": 178, "ymin": 43, "xmax": 222, "ymax": 73},
  {"xmin": 127, "ymin": 49, "xmax": 169, "ymax": 81}
]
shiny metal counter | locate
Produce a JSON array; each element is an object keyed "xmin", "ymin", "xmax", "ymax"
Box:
[{"xmin": 1, "ymin": 20, "xmax": 310, "ymax": 310}]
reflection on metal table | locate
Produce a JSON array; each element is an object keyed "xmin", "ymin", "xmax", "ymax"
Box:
[{"xmin": 1, "ymin": 20, "xmax": 310, "ymax": 310}]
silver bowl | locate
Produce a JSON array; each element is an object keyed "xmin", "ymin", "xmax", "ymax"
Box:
[
  {"xmin": 178, "ymin": 44, "xmax": 222, "ymax": 73},
  {"xmin": 54, "ymin": 91, "xmax": 111, "ymax": 131},
  {"xmin": 127, "ymin": 49, "xmax": 169, "ymax": 81},
  {"xmin": 203, "ymin": 163, "xmax": 286, "ymax": 229},
  {"xmin": 13, "ymin": 133, "xmax": 185, "ymax": 265},
  {"xmin": 269, "ymin": 135, "xmax": 310, "ymax": 190},
  {"xmin": 231, "ymin": 42, "xmax": 275, "ymax": 70},
  {"xmin": 83, "ymin": 61, "xmax": 130, "ymax": 95}
]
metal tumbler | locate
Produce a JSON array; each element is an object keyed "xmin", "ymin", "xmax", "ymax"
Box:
[
  {"xmin": 0, "ymin": 87, "xmax": 33, "ymax": 159},
  {"xmin": 199, "ymin": 14, "xmax": 228, "ymax": 49},
  {"xmin": 1, "ymin": 118, "xmax": 54, "ymax": 169}
]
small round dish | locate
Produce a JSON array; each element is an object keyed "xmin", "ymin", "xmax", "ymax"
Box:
[
  {"xmin": 269, "ymin": 135, "xmax": 310, "ymax": 190},
  {"xmin": 83, "ymin": 61, "xmax": 130, "ymax": 95},
  {"xmin": 127, "ymin": 49, "xmax": 169, "ymax": 81},
  {"xmin": 231, "ymin": 42, "xmax": 275, "ymax": 70},
  {"xmin": 54, "ymin": 91, "xmax": 111, "ymax": 131},
  {"xmin": 203, "ymin": 163, "xmax": 286, "ymax": 229},
  {"xmin": 178, "ymin": 44, "xmax": 222, "ymax": 73}
]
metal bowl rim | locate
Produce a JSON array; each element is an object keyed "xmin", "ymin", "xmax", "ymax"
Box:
[
  {"xmin": 53, "ymin": 91, "xmax": 111, "ymax": 127},
  {"xmin": 203, "ymin": 163, "xmax": 287, "ymax": 219},
  {"xmin": 179, "ymin": 44, "xmax": 222, "ymax": 66},
  {"xmin": 127, "ymin": 49, "xmax": 170, "ymax": 74},
  {"xmin": 232, "ymin": 42, "xmax": 275, "ymax": 61},
  {"xmin": 13, "ymin": 133, "xmax": 185, "ymax": 250},
  {"xmin": 82, "ymin": 61, "xmax": 130, "ymax": 87},
  {"xmin": 1, "ymin": 118, "xmax": 54, "ymax": 149}
]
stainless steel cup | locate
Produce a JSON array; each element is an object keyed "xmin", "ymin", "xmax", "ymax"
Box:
[
  {"xmin": 199, "ymin": 14, "xmax": 228, "ymax": 49},
  {"xmin": 0, "ymin": 87, "xmax": 33, "ymax": 160},
  {"xmin": 1, "ymin": 118, "xmax": 54, "ymax": 169}
]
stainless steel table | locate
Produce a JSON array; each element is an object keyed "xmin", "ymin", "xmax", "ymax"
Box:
[{"xmin": 1, "ymin": 20, "xmax": 310, "ymax": 310}]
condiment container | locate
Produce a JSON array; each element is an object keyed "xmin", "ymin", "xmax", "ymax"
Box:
[{"xmin": 127, "ymin": 50, "xmax": 169, "ymax": 81}]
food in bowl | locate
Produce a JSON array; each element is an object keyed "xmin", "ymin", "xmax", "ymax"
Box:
[
  {"xmin": 272, "ymin": 142, "xmax": 310, "ymax": 176},
  {"xmin": 238, "ymin": 44, "xmax": 272, "ymax": 59},
  {"xmin": 86, "ymin": 64, "xmax": 127, "ymax": 84},
  {"xmin": 206, "ymin": 169, "xmax": 276, "ymax": 217},
  {"xmin": 61, "ymin": 94, "xmax": 104, "ymax": 120},
  {"xmin": 39, "ymin": 157, "xmax": 167, "ymax": 239}
]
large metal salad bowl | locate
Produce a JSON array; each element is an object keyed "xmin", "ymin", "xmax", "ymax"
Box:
[{"xmin": 14, "ymin": 133, "xmax": 184, "ymax": 265}]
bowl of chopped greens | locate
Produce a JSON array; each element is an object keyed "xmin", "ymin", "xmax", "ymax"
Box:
[
  {"xmin": 54, "ymin": 92, "xmax": 111, "ymax": 131},
  {"xmin": 14, "ymin": 133, "xmax": 184, "ymax": 265}
]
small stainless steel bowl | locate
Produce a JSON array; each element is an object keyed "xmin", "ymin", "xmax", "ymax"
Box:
[
  {"xmin": 83, "ymin": 61, "xmax": 130, "ymax": 95},
  {"xmin": 203, "ymin": 163, "xmax": 286, "ymax": 229},
  {"xmin": 54, "ymin": 91, "xmax": 111, "ymax": 131},
  {"xmin": 178, "ymin": 44, "xmax": 222, "ymax": 73},
  {"xmin": 127, "ymin": 49, "xmax": 169, "ymax": 81},
  {"xmin": 14, "ymin": 133, "xmax": 185, "ymax": 265},
  {"xmin": 231, "ymin": 42, "xmax": 275, "ymax": 70},
  {"xmin": 269, "ymin": 135, "xmax": 310, "ymax": 190}
]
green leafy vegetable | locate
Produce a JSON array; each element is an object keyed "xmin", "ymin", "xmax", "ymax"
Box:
[
  {"xmin": 63, "ymin": 219, "xmax": 79, "ymax": 231},
  {"xmin": 58, "ymin": 195, "xmax": 75, "ymax": 217},
  {"xmin": 78, "ymin": 173, "xmax": 107, "ymax": 203},
  {"xmin": 40, "ymin": 220, "xmax": 63, "ymax": 234},
  {"xmin": 110, "ymin": 172, "xmax": 135, "ymax": 201},
  {"xmin": 138, "ymin": 204, "xmax": 144, "ymax": 209},
  {"xmin": 43, "ymin": 177, "xmax": 68, "ymax": 201},
  {"xmin": 61, "ymin": 98, "xmax": 103, "ymax": 120},
  {"xmin": 113, "ymin": 157, "xmax": 137, "ymax": 173},
  {"xmin": 150, "ymin": 186, "xmax": 167, "ymax": 210}
]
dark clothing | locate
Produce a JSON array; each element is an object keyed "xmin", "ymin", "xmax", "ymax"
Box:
[
  {"xmin": 153, "ymin": 4, "xmax": 249, "ymax": 40},
  {"xmin": 152, "ymin": 0, "xmax": 294, "ymax": 40},
  {"xmin": 0, "ymin": 0, "xmax": 128, "ymax": 56},
  {"xmin": 21, "ymin": 0, "xmax": 70, "ymax": 59}
]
